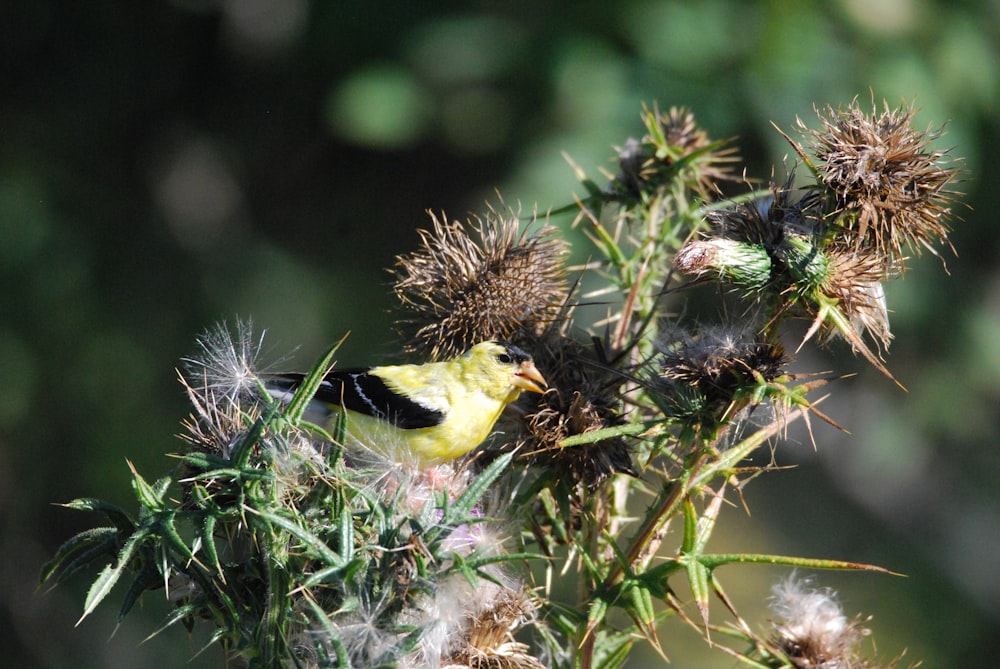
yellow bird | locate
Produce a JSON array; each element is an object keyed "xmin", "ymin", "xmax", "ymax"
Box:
[{"xmin": 270, "ymin": 341, "xmax": 546, "ymax": 465}]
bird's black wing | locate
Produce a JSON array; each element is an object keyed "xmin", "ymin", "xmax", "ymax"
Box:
[{"xmin": 269, "ymin": 368, "xmax": 445, "ymax": 430}]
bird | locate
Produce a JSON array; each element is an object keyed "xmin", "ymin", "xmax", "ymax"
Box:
[{"xmin": 268, "ymin": 341, "xmax": 547, "ymax": 466}]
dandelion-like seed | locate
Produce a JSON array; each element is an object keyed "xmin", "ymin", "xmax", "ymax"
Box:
[
  {"xmin": 182, "ymin": 318, "xmax": 268, "ymax": 407},
  {"xmin": 798, "ymin": 100, "xmax": 960, "ymax": 263},
  {"xmin": 769, "ymin": 574, "xmax": 870, "ymax": 669},
  {"xmin": 178, "ymin": 319, "xmax": 271, "ymax": 459},
  {"xmin": 393, "ymin": 209, "xmax": 569, "ymax": 361}
]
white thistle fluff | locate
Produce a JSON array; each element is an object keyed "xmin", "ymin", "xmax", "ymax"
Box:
[{"xmin": 769, "ymin": 573, "xmax": 870, "ymax": 669}]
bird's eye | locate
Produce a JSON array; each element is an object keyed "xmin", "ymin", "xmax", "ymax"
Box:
[{"xmin": 496, "ymin": 353, "xmax": 512, "ymax": 364}]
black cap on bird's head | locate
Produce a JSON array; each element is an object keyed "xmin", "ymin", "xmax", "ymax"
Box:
[{"xmin": 489, "ymin": 341, "xmax": 547, "ymax": 394}]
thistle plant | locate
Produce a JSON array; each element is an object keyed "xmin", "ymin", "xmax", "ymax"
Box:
[{"xmin": 42, "ymin": 99, "xmax": 961, "ymax": 669}]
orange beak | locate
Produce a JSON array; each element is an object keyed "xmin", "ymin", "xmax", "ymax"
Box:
[{"xmin": 512, "ymin": 360, "xmax": 547, "ymax": 394}]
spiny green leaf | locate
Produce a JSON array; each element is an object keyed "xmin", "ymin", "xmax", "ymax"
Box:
[
  {"xmin": 78, "ymin": 563, "xmax": 124, "ymax": 625},
  {"xmin": 557, "ymin": 421, "xmax": 651, "ymax": 448},
  {"xmin": 593, "ymin": 631, "xmax": 634, "ymax": 669},
  {"xmin": 58, "ymin": 498, "xmax": 135, "ymax": 534},
  {"xmin": 683, "ymin": 556, "xmax": 712, "ymax": 630},
  {"xmin": 40, "ymin": 527, "xmax": 120, "ymax": 586},
  {"xmin": 304, "ymin": 597, "xmax": 348, "ymax": 667},
  {"xmin": 79, "ymin": 524, "xmax": 155, "ymax": 622},
  {"xmin": 285, "ymin": 334, "xmax": 348, "ymax": 424},
  {"xmin": 118, "ymin": 561, "xmax": 162, "ymax": 621},
  {"xmin": 250, "ymin": 508, "xmax": 344, "ymax": 567},
  {"xmin": 199, "ymin": 513, "xmax": 222, "ymax": 577},
  {"xmin": 695, "ymin": 552, "xmax": 900, "ymax": 575},
  {"xmin": 446, "ymin": 451, "xmax": 512, "ymax": 522},
  {"xmin": 128, "ymin": 462, "xmax": 168, "ymax": 512}
]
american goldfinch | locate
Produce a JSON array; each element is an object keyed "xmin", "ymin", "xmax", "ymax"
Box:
[{"xmin": 270, "ymin": 341, "xmax": 546, "ymax": 465}]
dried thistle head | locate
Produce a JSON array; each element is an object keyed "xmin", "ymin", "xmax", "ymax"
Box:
[
  {"xmin": 817, "ymin": 248, "xmax": 894, "ymax": 352},
  {"xmin": 769, "ymin": 574, "xmax": 872, "ymax": 669},
  {"xmin": 392, "ymin": 209, "xmax": 569, "ymax": 360},
  {"xmin": 444, "ymin": 584, "xmax": 543, "ymax": 669},
  {"xmin": 505, "ymin": 334, "xmax": 632, "ymax": 487},
  {"xmin": 613, "ymin": 105, "xmax": 738, "ymax": 200},
  {"xmin": 797, "ymin": 100, "xmax": 960, "ymax": 263},
  {"xmin": 652, "ymin": 326, "xmax": 788, "ymax": 442},
  {"xmin": 707, "ymin": 174, "xmax": 824, "ymax": 244}
]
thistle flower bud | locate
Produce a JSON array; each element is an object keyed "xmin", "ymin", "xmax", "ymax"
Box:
[
  {"xmin": 776, "ymin": 233, "xmax": 831, "ymax": 295},
  {"xmin": 674, "ymin": 238, "xmax": 773, "ymax": 291}
]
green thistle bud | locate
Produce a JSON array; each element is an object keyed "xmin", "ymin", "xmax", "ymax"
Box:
[
  {"xmin": 675, "ymin": 238, "xmax": 773, "ymax": 291},
  {"xmin": 775, "ymin": 234, "xmax": 831, "ymax": 295}
]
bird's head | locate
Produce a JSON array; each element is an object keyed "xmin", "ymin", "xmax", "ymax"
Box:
[{"xmin": 465, "ymin": 341, "xmax": 547, "ymax": 399}]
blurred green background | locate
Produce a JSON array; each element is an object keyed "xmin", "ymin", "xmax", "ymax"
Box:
[{"xmin": 3, "ymin": 1, "xmax": 998, "ymax": 667}]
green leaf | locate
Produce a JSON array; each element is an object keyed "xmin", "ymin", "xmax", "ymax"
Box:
[
  {"xmin": 40, "ymin": 527, "xmax": 119, "ymax": 586},
  {"xmin": 444, "ymin": 451, "xmax": 512, "ymax": 522},
  {"xmin": 199, "ymin": 513, "xmax": 222, "ymax": 576},
  {"xmin": 285, "ymin": 334, "xmax": 348, "ymax": 424},
  {"xmin": 157, "ymin": 510, "xmax": 196, "ymax": 564},
  {"xmin": 593, "ymin": 629, "xmax": 635, "ymax": 669},
  {"xmin": 584, "ymin": 595, "xmax": 610, "ymax": 638},
  {"xmin": 625, "ymin": 579, "xmax": 658, "ymax": 637},
  {"xmin": 304, "ymin": 597, "xmax": 348, "ymax": 667},
  {"xmin": 683, "ymin": 556, "xmax": 711, "ymax": 629},
  {"xmin": 128, "ymin": 462, "xmax": 169, "ymax": 512},
  {"xmin": 695, "ymin": 552, "xmax": 900, "ymax": 575},
  {"xmin": 77, "ymin": 524, "xmax": 152, "ymax": 623},
  {"xmin": 78, "ymin": 563, "xmax": 124, "ymax": 624},
  {"xmin": 118, "ymin": 562, "xmax": 162, "ymax": 621},
  {"xmin": 251, "ymin": 508, "xmax": 344, "ymax": 568},
  {"xmin": 557, "ymin": 421, "xmax": 651, "ymax": 448},
  {"xmin": 338, "ymin": 503, "xmax": 354, "ymax": 564},
  {"xmin": 58, "ymin": 498, "xmax": 135, "ymax": 533}
]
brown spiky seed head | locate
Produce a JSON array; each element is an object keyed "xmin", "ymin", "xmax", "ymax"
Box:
[
  {"xmin": 447, "ymin": 586, "xmax": 543, "ymax": 669},
  {"xmin": 659, "ymin": 328, "xmax": 787, "ymax": 405},
  {"xmin": 392, "ymin": 210, "xmax": 569, "ymax": 361},
  {"xmin": 504, "ymin": 334, "xmax": 632, "ymax": 486},
  {"xmin": 801, "ymin": 100, "xmax": 960, "ymax": 262},
  {"xmin": 615, "ymin": 105, "xmax": 738, "ymax": 199},
  {"xmin": 819, "ymin": 248, "xmax": 895, "ymax": 352}
]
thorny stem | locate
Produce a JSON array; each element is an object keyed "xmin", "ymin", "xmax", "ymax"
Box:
[{"xmin": 594, "ymin": 410, "xmax": 805, "ymax": 629}]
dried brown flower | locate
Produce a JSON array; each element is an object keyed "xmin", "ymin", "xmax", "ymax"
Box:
[
  {"xmin": 769, "ymin": 575, "xmax": 873, "ymax": 669},
  {"xmin": 819, "ymin": 249, "xmax": 893, "ymax": 351},
  {"xmin": 614, "ymin": 105, "xmax": 738, "ymax": 200},
  {"xmin": 653, "ymin": 327, "xmax": 788, "ymax": 440},
  {"xmin": 392, "ymin": 210, "xmax": 569, "ymax": 360},
  {"xmin": 445, "ymin": 586, "xmax": 544, "ymax": 669},
  {"xmin": 503, "ymin": 334, "xmax": 632, "ymax": 487},
  {"xmin": 797, "ymin": 100, "xmax": 960, "ymax": 263}
]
